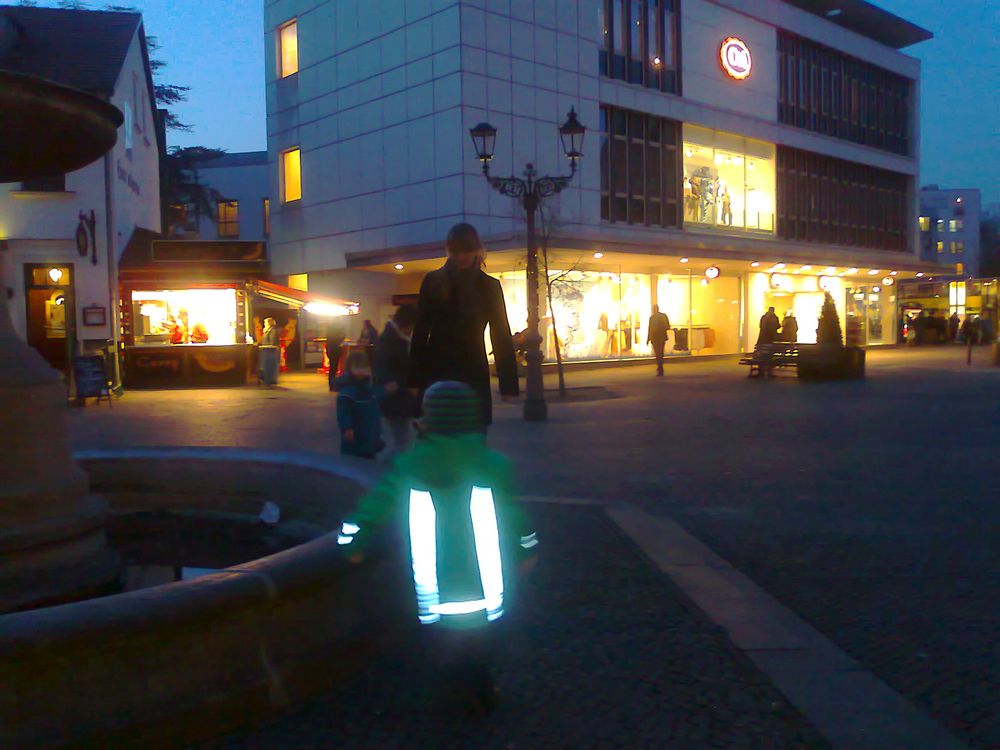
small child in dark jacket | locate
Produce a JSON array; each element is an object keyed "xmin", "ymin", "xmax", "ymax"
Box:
[{"xmin": 336, "ymin": 351, "xmax": 383, "ymax": 459}]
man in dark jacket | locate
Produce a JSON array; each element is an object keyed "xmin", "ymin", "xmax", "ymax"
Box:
[
  {"xmin": 374, "ymin": 304, "xmax": 418, "ymax": 458},
  {"xmin": 646, "ymin": 305, "xmax": 671, "ymax": 377},
  {"xmin": 757, "ymin": 307, "xmax": 781, "ymax": 349},
  {"xmin": 410, "ymin": 223, "xmax": 519, "ymax": 427}
]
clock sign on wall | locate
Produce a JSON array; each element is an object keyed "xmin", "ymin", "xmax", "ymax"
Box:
[{"xmin": 720, "ymin": 37, "xmax": 752, "ymax": 80}]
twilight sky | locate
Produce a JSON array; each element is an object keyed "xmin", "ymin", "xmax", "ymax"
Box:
[{"xmin": 25, "ymin": 1, "xmax": 1000, "ymax": 204}]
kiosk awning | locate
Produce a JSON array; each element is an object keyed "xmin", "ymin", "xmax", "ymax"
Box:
[{"xmin": 250, "ymin": 280, "xmax": 359, "ymax": 317}]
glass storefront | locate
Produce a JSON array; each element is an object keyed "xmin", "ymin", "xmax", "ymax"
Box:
[
  {"xmin": 493, "ymin": 269, "xmax": 742, "ymax": 361},
  {"xmin": 683, "ymin": 126, "xmax": 775, "ymax": 234}
]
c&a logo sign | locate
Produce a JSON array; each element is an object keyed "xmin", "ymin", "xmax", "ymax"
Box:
[{"xmin": 720, "ymin": 37, "xmax": 752, "ymax": 80}]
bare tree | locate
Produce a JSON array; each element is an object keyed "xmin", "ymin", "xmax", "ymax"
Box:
[{"xmin": 538, "ymin": 205, "xmax": 584, "ymax": 398}]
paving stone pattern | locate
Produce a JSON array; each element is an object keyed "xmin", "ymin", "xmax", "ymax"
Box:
[{"xmin": 204, "ymin": 505, "xmax": 827, "ymax": 749}]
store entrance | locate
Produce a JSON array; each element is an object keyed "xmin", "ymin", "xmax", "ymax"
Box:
[
  {"xmin": 24, "ymin": 264, "xmax": 75, "ymax": 375},
  {"xmin": 763, "ymin": 291, "xmax": 823, "ymax": 343}
]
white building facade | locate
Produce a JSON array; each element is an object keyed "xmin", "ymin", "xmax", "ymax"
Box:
[
  {"xmin": 265, "ymin": 0, "xmax": 935, "ymax": 355},
  {"xmin": 0, "ymin": 7, "xmax": 161, "ymax": 378},
  {"xmin": 918, "ymin": 186, "xmax": 981, "ymax": 277}
]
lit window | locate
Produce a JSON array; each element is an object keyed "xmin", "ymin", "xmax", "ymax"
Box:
[
  {"xmin": 217, "ymin": 201, "xmax": 239, "ymax": 238},
  {"xmin": 279, "ymin": 20, "xmax": 298, "ymax": 78},
  {"xmin": 918, "ymin": 216, "xmax": 930, "ymax": 232},
  {"xmin": 936, "ymin": 218, "xmax": 945, "ymax": 233},
  {"xmin": 949, "ymin": 219, "xmax": 964, "ymax": 232},
  {"xmin": 951, "ymin": 241, "xmax": 964, "ymax": 255},
  {"xmin": 936, "ymin": 241, "xmax": 945, "ymax": 253},
  {"xmin": 263, "ymin": 198, "xmax": 271, "ymax": 236},
  {"xmin": 281, "ymin": 148, "xmax": 302, "ymax": 203},
  {"xmin": 682, "ymin": 124, "xmax": 775, "ymax": 234}
]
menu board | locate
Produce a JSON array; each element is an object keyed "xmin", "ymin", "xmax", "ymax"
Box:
[{"xmin": 73, "ymin": 355, "xmax": 110, "ymax": 401}]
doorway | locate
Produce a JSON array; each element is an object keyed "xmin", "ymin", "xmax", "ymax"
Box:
[{"xmin": 24, "ymin": 264, "xmax": 75, "ymax": 375}]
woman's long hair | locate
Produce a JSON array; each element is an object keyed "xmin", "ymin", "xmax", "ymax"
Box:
[{"xmin": 445, "ymin": 222, "xmax": 486, "ymax": 269}]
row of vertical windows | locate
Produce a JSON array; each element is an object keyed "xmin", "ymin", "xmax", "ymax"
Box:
[
  {"xmin": 778, "ymin": 32, "xmax": 911, "ymax": 156},
  {"xmin": 599, "ymin": 106, "xmax": 682, "ymax": 228},
  {"xmin": 776, "ymin": 146, "xmax": 909, "ymax": 252},
  {"xmin": 598, "ymin": 0, "xmax": 680, "ymax": 94}
]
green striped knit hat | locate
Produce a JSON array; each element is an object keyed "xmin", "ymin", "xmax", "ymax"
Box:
[{"xmin": 421, "ymin": 381, "xmax": 484, "ymax": 434}]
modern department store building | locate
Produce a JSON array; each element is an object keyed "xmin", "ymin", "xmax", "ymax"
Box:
[{"xmin": 265, "ymin": 0, "xmax": 938, "ymax": 361}]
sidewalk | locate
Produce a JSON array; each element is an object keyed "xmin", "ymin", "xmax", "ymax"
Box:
[{"xmin": 72, "ymin": 347, "xmax": 996, "ymax": 748}]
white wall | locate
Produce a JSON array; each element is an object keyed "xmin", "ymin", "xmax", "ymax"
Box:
[
  {"xmin": 265, "ymin": 0, "xmax": 470, "ymax": 277},
  {"xmin": 682, "ymin": 0, "xmax": 778, "ymax": 123}
]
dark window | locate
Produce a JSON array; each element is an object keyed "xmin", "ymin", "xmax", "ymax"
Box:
[
  {"xmin": 600, "ymin": 105, "xmax": 680, "ymax": 229},
  {"xmin": 777, "ymin": 31, "xmax": 911, "ymax": 156},
  {"xmin": 777, "ymin": 145, "xmax": 909, "ymax": 253},
  {"xmin": 20, "ymin": 174, "xmax": 66, "ymax": 192},
  {"xmin": 598, "ymin": 0, "xmax": 679, "ymax": 94}
]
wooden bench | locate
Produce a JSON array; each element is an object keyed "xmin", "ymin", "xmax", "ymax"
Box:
[{"xmin": 739, "ymin": 343, "xmax": 800, "ymax": 378}]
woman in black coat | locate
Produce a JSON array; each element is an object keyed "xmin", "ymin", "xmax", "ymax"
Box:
[{"xmin": 409, "ymin": 223, "xmax": 519, "ymax": 427}]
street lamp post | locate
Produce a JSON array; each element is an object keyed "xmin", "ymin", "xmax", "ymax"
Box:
[{"xmin": 469, "ymin": 108, "xmax": 586, "ymax": 422}]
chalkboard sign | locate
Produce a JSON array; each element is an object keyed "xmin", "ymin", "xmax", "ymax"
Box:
[{"xmin": 73, "ymin": 355, "xmax": 111, "ymax": 406}]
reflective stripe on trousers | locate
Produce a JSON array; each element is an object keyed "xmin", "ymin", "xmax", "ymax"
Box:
[{"xmin": 408, "ymin": 486, "xmax": 505, "ymax": 625}]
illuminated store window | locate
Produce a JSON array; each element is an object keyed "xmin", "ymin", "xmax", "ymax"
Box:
[
  {"xmin": 217, "ymin": 200, "xmax": 239, "ymax": 238},
  {"xmin": 131, "ymin": 289, "xmax": 238, "ymax": 346},
  {"xmin": 281, "ymin": 148, "xmax": 302, "ymax": 203},
  {"xmin": 279, "ymin": 20, "xmax": 298, "ymax": 78},
  {"xmin": 682, "ymin": 125, "xmax": 775, "ymax": 234},
  {"xmin": 918, "ymin": 216, "xmax": 930, "ymax": 232}
]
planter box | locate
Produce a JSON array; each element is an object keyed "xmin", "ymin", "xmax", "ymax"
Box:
[{"xmin": 797, "ymin": 345, "xmax": 866, "ymax": 381}]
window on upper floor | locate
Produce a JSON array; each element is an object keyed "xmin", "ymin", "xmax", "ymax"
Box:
[
  {"xmin": 778, "ymin": 31, "xmax": 910, "ymax": 156},
  {"xmin": 951, "ymin": 241, "xmax": 965, "ymax": 255},
  {"xmin": 918, "ymin": 216, "xmax": 930, "ymax": 232},
  {"xmin": 683, "ymin": 125, "xmax": 775, "ymax": 234},
  {"xmin": 20, "ymin": 174, "xmax": 67, "ymax": 192},
  {"xmin": 263, "ymin": 198, "xmax": 271, "ymax": 237},
  {"xmin": 279, "ymin": 20, "xmax": 299, "ymax": 78},
  {"xmin": 217, "ymin": 201, "xmax": 240, "ymax": 238},
  {"xmin": 936, "ymin": 218, "xmax": 945, "ymax": 234},
  {"xmin": 599, "ymin": 106, "xmax": 681, "ymax": 228},
  {"xmin": 598, "ymin": 0, "xmax": 679, "ymax": 94},
  {"xmin": 123, "ymin": 101, "xmax": 134, "ymax": 151},
  {"xmin": 281, "ymin": 148, "xmax": 302, "ymax": 203},
  {"xmin": 776, "ymin": 146, "xmax": 909, "ymax": 252},
  {"xmin": 950, "ymin": 219, "xmax": 964, "ymax": 232},
  {"xmin": 936, "ymin": 241, "xmax": 945, "ymax": 253}
]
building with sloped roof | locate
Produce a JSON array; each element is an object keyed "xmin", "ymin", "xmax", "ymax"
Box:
[{"xmin": 0, "ymin": 5, "xmax": 162, "ymax": 383}]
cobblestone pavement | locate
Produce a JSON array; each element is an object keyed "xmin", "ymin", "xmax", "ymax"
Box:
[
  {"xmin": 202, "ymin": 505, "xmax": 827, "ymax": 749},
  {"xmin": 72, "ymin": 347, "xmax": 1000, "ymax": 747}
]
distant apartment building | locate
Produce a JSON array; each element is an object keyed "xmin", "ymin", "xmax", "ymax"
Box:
[
  {"xmin": 264, "ymin": 0, "xmax": 938, "ymax": 353},
  {"xmin": 0, "ymin": 7, "xmax": 161, "ymax": 378},
  {"xmin": 918, "ymin": 186, "xmax": 981, "ymax": 276}
]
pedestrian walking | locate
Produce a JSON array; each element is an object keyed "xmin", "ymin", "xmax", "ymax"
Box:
[
  {"xmin": 259, "ymin": 317, "xmax": 281, "ymax": 387},
  {"xmin": 410, "ymin": 222, "xmax": 519, "ymax": 428},
  {"xmin": 646, "ymin": 305, "xmax": 671, "ymax": 376},
  {"xmin": 336, "ymin": 351, "xmax": 383, "ymax": 459},
  {"xmin": 338, "ymin": 380, "xmax": 538, "ymax": 715},
  {"xmin": 373, "ymin": 304, "xmax": 418, "ymax": 459}
]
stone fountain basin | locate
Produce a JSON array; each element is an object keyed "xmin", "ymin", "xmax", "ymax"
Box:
[{"xmin": 0, "ymin": 448, "xmax": 412, "ymax": 749}]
